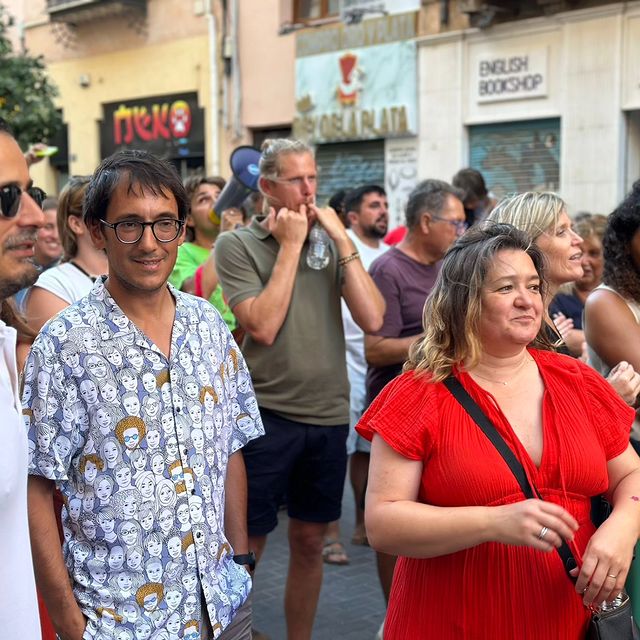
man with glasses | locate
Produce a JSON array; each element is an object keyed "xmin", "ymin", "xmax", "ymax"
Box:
[
  {"xmin": 363, "ymin": 179, "xmax": 465, "ymax": 635},
  {"xmin": 24, "ymin": 150, "xmax": 263, "ymax": 640},
  {"xmin": 0, "ymin": 119, "xmax": 44, "ymax": 637}
]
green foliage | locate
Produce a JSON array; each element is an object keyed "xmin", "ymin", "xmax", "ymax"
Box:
[{"xmin": 0, "ymin": 5, "xmax": 62, "ymax": 149}]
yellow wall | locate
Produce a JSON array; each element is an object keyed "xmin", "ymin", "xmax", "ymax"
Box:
[{"xmin": 30, "ymin": 34, "xmax": 211, "ymax": 192}]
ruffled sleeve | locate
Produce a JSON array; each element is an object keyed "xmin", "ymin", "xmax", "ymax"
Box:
[
  {"xmin": 356, "ymin": 370, "xmax": 437, "ymax": 461},
  {"xmin": 579, "ymin": 360, "xmax": 635, "ymax": 460}
]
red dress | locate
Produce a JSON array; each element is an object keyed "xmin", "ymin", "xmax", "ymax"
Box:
[{"xmin": 357, "ymin": 349, "xmax": 634, "ymax": 640}]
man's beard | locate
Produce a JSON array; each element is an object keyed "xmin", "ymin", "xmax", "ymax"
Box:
[
  {"xmin": 0, "ymin": 230, "xmax": 40, "ymax": 300},
  {"xmin": 0, "ymin": 261, "xmax": 39, "ymax": 300},
  {"xmin": 363, "ymin": 222, "xmax": 388, "ymax": 240}
]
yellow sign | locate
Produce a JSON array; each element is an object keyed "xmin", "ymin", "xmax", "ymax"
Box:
[{"xmin": 293, "ymin": 106, "xmax": 409, "ymax": 143}]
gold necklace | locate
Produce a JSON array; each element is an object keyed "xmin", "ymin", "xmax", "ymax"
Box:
[{"xmin": 471, "ymin": 356, "xmax": 532, "ymax": 387}]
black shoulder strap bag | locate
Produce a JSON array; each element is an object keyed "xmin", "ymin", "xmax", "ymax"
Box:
[{"xmin": 444, "ymin": 375, "xmax": 639, "ymax": 640}]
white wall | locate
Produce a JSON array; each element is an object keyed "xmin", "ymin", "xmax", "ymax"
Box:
[
  {"xmin": 417, "ymin": 33, "xmax": 465, "ymax": 183},
  {"xmin": 416, "ymin": 3, "xmax": 640, "ymax": 214}
]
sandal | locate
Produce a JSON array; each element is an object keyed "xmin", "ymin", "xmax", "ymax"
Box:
[{"xmin": 322, "ymin": 539, "xmax": 350, "ymax": 565}]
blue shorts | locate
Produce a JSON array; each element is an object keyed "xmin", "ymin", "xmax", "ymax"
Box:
[{"xmin": 243, "ymin": 408, "xmax": 348, "ymax": 536}]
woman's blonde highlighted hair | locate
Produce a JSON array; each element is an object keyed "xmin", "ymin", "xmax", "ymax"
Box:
[
  {"xmin": 405, "ymin": 223, "xmax": 554, "ymax": 381},
  {"xmin": 487, "ymin": 191, "xmax": 567, "ymax": 241}
]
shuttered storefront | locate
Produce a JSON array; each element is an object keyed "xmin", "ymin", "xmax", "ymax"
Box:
[
  {"xmin": 469, "ymin": 118, "xmax": 561, "ymax": 198},
  {"xmin": 315, "ymin": 140, "xmax": 385, "ymax": 205}
]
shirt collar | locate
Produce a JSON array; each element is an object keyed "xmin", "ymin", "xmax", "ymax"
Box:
[
  {"xmin": 249, "ymin": 216, "xmax": 272, "ymax": 240},
  {"xmin": 92, "ymin": 276, "xmax": 186, "ymax": 354}
]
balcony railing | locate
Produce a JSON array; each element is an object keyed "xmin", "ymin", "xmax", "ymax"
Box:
[{"xmin": 47, "ymin": 0, "xmax": 146, "ymax": 24}]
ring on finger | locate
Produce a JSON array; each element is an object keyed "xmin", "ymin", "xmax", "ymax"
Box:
[
  {"xmin": 607, "ymin": 574, "xmax": 618, "ymax": 580},
  {"xmin": 537, "ymin": 526, "xmax": 549, "ymax": 541}
]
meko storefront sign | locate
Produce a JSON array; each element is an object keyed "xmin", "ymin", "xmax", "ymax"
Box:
[
  {"xmin": 472, "ymin": 47, "xmax": 549, "ymax": 104},
  {"xmin": 294, "ymin": 40, "xmax": 417, "ymax": 144},
  {"xmin": 100, "ymin": 92, "xmax": 205, "ymax": 159}
]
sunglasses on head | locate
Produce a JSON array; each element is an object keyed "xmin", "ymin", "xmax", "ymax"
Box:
[{"xmin": 0, "ymin": 184, "xmax": 46, "ymax": 218}]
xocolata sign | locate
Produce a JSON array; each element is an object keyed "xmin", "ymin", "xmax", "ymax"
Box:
[
  {"xmin": 294, "ymin": 41, "xmax": 417, "ymax": 143},
  {"xmin": 472, "ymin": 47, "xmax": 548, "ymax": 104}
]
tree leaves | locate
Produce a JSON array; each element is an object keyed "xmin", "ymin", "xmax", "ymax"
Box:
[{"xmin": 0, "ymin": 6, "xmax": 62, "ymax": 149}]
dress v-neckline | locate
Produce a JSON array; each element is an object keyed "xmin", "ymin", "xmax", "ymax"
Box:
[{"xmin": 464, "ymin": 350, "xmax": 548, "ymax": 473}]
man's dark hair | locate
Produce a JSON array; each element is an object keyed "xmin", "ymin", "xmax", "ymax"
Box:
[
  {"xmin": 405, "ymin": 179, "xmax": 463, "ymax": 229},
  {"xmin": 452, "ymin": 168, "xmax": 488, "ymax": 205},
  {"xmin": 183, "ymin": 175, "xmax": 226, "ymax": 206},
  {"xmin": 328, "ymin": 189, "xmax": 348, "ymax": 226},
  {"xmin": 83, "ymin": 150, "xmax": 188, "ymax": 226},
  {"xmin": 344, "ymin": 185, "xmax": 386, "ymax": 215}
]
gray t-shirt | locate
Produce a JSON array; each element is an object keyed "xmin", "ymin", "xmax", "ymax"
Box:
[{"xmin": 215, "ymin": 217, "xmax": 349, "ymax": 425}]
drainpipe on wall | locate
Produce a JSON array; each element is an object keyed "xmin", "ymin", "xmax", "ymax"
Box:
[
  {"xmin": 206, "ymin": 0, "xmax": 221, "ymax": 175},
  {"xmin": 231, "ymin": 0, "xmax": 242, "ymax": 140}
]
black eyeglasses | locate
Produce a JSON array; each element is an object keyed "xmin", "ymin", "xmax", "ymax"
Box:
[
  {"xmin": 430, "ymin": 216, "xmax": 468, "ymax": 235},
  {"xmin": 100, "ymin": 218, "xmax": 184, "ymax": 244},
  {"xmin": 0, "ymin": 185, "xmax": 46, "ymax": 218}
]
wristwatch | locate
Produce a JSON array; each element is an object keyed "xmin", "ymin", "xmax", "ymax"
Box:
[{"xmin": 232, "ymin": 551, "xmax": 256, "ymax": 571}]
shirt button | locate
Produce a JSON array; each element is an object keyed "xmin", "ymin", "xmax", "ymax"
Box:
[
  {"xmin": 191, "ymin": 489, "xmax": 196, "ymax": 495},
  {"xmin": 183, "ymin": 448, "xmax": 188, "ymax": 455},
  {"xmin": 196, "ymin": 531, "xmax": 202, "ymax": 538}
]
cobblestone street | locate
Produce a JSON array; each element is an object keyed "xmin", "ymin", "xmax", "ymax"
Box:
[{"xmin": 251, "ymin": 486, "xmax": 387, "ymax": 640}]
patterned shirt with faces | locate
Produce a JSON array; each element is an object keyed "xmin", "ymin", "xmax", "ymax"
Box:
[{"xmin": 24, "ymin": 277, "xmax": 264, "ymax": 639}]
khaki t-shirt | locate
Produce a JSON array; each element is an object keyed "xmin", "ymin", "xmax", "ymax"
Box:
[{"xmin": 215, "ymin": 217, "xmax": 349, "ymax": 425}]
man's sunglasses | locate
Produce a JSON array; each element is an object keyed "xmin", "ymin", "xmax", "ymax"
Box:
[{"xmin": 0, "ymin": 185, "xmax": 46, "ymax": 218}]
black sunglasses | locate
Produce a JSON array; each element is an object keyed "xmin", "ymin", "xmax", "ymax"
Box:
[{"xmin": 0, "ymin": 185, "xmax": 46, "ymax": 218}]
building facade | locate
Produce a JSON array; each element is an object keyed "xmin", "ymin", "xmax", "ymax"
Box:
[
  {"xmin": 18, "ymin": 0, "xmax": 640, "ymax": 217},
  {"xmin": 419, "ymin": 0, "xmax": 640, "ymax": 215},
  {"xmin": 22, "ymin": 0, "xmax": 226, "ymax": 193}
]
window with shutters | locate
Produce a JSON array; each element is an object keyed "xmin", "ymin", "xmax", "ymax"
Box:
[
  {"xmin": 469, "ymin": 118, "xmax": 561, "ymax": 198},
  {"xmin": 315, "ymin": 140, "xmax": 385, "ymax": 205}
]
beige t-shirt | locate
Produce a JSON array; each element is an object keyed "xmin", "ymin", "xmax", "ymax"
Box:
[{"xmin": 215, "ymin": 218, "xmax": 349, "ymax": 425}]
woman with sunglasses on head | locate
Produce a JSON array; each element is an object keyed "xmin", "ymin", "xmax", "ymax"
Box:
[
  {"xmin": 359, "ymin": 223, "xmax": 640, "ymax": 639},
  {"xmin": 24, "ymin": 176, "xmax": 108, "ymax": 333}
]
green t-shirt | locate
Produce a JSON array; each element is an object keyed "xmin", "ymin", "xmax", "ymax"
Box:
[
  {"xmin": 169, "ymin": 242, "xmax": 237, "ymax": 331},
  {"xmin": 214, "ymin": 217, "xmax": 349, "ymax": 425}
]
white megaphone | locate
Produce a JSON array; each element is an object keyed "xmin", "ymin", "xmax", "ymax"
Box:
[{"xmin": 208, "ymin": 146, "xmax": 262, "ymax": 225}]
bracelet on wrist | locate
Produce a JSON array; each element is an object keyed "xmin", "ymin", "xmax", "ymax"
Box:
[{"xmin": 338, "ymin": 251, "xmax": 360, "ymax": 267}]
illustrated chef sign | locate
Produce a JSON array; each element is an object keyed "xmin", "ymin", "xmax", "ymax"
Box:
[{"xmin": 294, "ymin": 40, "xmax": 417, "ymax": 144}]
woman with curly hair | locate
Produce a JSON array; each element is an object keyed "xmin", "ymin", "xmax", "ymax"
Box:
[{"xmin": 585, "ymin": 182, "xmax": 640, "ymax": 450}]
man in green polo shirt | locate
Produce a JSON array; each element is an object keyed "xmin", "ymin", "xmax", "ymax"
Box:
[
  {"xmin": 169, "ymin": 175, "xmax": 242, "ymax": 331},
  {"xmin": 215, "ymin": 138, "xmax": 385, "ymax": 640}
]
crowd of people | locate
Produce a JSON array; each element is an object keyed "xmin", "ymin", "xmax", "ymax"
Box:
[{"xmin": 2, "ymin": 118, "xmax": 640, "ymax": 640}]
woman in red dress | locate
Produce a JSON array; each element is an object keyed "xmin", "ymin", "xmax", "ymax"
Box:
[{"xmin": 358, "ymin": 223, "xmax": 640, "ymax": 639}]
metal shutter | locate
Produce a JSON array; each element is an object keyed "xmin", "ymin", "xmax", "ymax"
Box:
[
  {"xmin": 315, "ymin": 140, "xmax": 385, "ymax": 205},
  {"xmin": 469, "ymin": 118, "xmax": 561, "ymax": 198}
]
